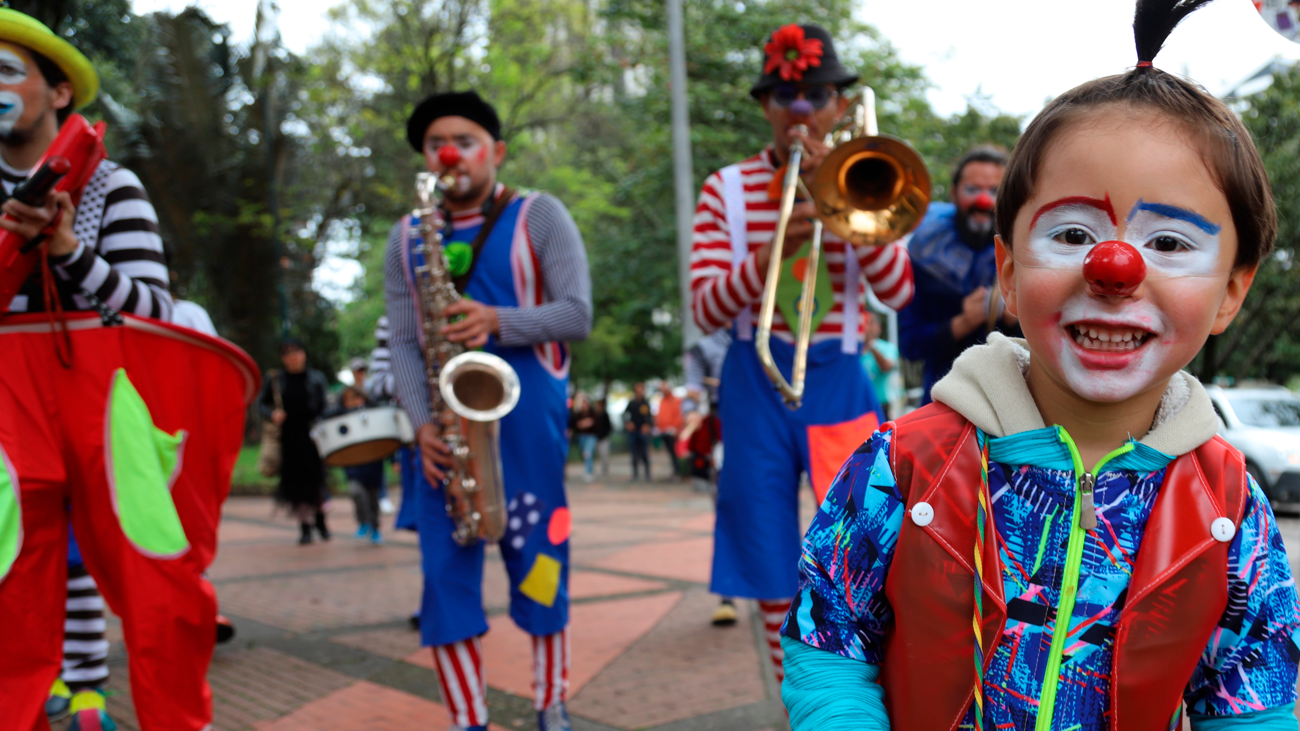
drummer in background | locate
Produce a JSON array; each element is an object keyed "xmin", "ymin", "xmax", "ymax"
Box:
[{"xmin": 334, "ymin": 385, "xmax": 387, "ymax": 545}]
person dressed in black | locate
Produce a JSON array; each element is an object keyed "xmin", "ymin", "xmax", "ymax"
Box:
[
  {"xmin": 260, "ymin": 340, "xmax": 331, "ymax": 544},
  {"xmin": 594, "ymin": 399, "xmax": 613, "ymax": 477},
  {"xmin": 623, "ymin": 382, "xmax": 652, "ymax": 481}
]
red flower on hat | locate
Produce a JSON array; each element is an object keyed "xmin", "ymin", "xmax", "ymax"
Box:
[{"xmin": 763, "ymin": 24, "xmax": 824, "ymax": 82}]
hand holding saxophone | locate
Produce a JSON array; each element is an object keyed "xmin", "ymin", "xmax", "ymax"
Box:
[
  {"xmin": 440, "ymin": 298, "xmax": 499, "ymax": 348},
  {"xmin": 417, "ymin": 422, "xmax": 456, "ymax": 484}
]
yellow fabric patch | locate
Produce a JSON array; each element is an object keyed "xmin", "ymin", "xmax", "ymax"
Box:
[{"xmin": 518, "ymin": 553, "xmax": 562, "ymax": 607}]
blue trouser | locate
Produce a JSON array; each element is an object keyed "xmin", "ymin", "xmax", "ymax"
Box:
[
  {"xmin": 415, "ymin": 350, "xmax": 570, "ymax": 648},
  {"xmin": 577, "ymin": 434, "xmax": 597, "ymax": 475},
  {"xmin": 394, "ymin": 446, "xmax": 418, "ymax": 532},
  {"xmin": 627, "ymin": 431, "xmax": 651, "ymax": 478},
  {"xmin": 710, "ymin": 336, "xmax": 880, "ymax": 599}
]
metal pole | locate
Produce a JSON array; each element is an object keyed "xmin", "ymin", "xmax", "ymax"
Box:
[{"xmin": 667, "ymin": 0, "xmax": 699, "ymax": 350}]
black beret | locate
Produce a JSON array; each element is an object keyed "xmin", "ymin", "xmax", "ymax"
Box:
[{"xmin": 406, "ymin": 90, "xmax": 502, "ymax": 152}]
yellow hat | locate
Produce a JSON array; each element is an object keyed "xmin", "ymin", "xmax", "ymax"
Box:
[{"xmin": 0, "ymin": 9, "xmax": 98, "ymax": 110}]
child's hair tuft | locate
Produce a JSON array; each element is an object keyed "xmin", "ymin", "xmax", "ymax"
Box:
[
  {"xmin": 995, "ymin": 0, "xmax": 1275, "ymax": 269},
  {"xmin": 1133, "ymin": 0, "xmax": 1215, "ymax": 67}
]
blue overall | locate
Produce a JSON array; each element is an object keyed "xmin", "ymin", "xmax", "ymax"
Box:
[
  {"xmin": 711, "ymin": 334, "xmax": 881, "ymax": 600},
  {"xmin": 393, "ymin": 445, "xmax": 418, "ymax": 532},
  {"xmin": 409, "ymin": 197, "xmax": 571, "ymax": 647}
]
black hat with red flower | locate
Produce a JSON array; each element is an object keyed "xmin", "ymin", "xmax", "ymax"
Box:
[{"xmin": 750, "ymin": 23, "xmax": 858, "ymax": 99}]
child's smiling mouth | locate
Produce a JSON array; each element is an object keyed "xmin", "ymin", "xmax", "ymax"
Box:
[{"xmin": 1068, "ymin": 322, "xmax": 1154, "ymax": 353}]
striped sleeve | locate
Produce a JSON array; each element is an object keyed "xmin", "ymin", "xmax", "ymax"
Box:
[
  {"xmin": 858, "ymin": 241, "xmax": 914, "ymax": 311},
  {"xmin": 384, "ymin": 221, "xmax": 432, "ymax": 431},
  {"xmin": 365, "ymin": 315, "xmax": 396, "ymax": 401},
  {"xmin": 54, "ymin": 165, "xmax": 173, "ymax": 320},
  {"xmin": 689, "ymin": 172, "xmax": 764, "ymax": 333},
  {"xmin": 495, "ymin": 193, "xmax": 592, "ymax": 347}
]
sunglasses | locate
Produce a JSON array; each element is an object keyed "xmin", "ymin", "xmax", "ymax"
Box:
[{"xmin": 770, "ymin": 85, "xmax": 837, "ymax": 110}]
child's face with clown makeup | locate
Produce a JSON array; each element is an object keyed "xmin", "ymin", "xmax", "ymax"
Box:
[{"xmin": 995, "ymin": 109, "xmax": 1255, "ymax": 407}]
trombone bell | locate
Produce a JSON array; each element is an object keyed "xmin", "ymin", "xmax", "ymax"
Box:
[{"xmin": 810, "ymin": 135, "xmax": 931, "ymax": 247}]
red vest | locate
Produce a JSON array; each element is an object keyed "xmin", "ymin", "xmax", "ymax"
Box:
[{"xmin": 878, "ymin": 403, "xmax": 1248, "ymax": 731}]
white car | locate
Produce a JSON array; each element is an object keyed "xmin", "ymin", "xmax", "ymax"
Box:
[{"xmin": 1205, "ymin": 386, "xmax": 1300, "ymax": 503}]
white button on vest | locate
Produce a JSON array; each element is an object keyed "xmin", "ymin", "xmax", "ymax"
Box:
[
  {"xmin": 1211, "ymin": 517, "xmax": 1236, "ymax": 543},
  {"xmin": 911, "ymin": 501, "xmax": 934, "ymax": 527}
]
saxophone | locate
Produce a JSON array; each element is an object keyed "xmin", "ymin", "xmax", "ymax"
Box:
[{"xmin": 412, "ymin": 171, "xmax": 521, "ymax": 546}]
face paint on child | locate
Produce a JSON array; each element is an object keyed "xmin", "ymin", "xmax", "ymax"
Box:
[
  {"xmin": 1016, "ymin": 196, "xmax": 1227, "ymax": 280},
  {"xmin": 0, "ymin": 47, "xmax": 28, "ymax": 135}
]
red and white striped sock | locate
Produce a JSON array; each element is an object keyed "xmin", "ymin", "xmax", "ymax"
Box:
[
  {"xmin": 531, "ymin": 629, "xmax": 570, "ymax": 711},
  {"xmin": 432, "ymin": 638, "xmax": 488, "ymax": 729},
  {"xmin": 757, "ymin": 599, "xmax": 792, "ymax": 683}
]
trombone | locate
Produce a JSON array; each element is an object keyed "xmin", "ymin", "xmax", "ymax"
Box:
[{"xmin": 756, "ymin": 88, "xmax": 931, "ymax": 409}]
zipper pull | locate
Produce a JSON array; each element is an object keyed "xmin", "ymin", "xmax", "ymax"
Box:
[{"xmin": 1079, "ymin": 472, "xmax": 1097, "ymax": 530}]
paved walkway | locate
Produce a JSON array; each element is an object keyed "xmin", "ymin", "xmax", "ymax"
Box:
[
  {"xmin": 65, "ymin": 450, "xmax": 1300, "ymax": 730},
  {"xmin": 79, "ymin": 451, "xmax": 801, "ymax": 731}
]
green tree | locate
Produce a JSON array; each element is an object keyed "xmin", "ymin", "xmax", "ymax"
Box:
[{"xmin": 1194, "ymin": 64, "xmax": 1300, "ymax": 384}]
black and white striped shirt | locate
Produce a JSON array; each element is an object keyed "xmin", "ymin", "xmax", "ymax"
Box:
[
  {"xmin": 385, "ymin": 191, "xmax": 592, "ymax": 430},
  {"xmin": 2, "ymin": 157, "xmax": 172, "ymax": 319},
  {"xmin": 365, "ymin": 315, "xmax": 396, "ymax": 402}
]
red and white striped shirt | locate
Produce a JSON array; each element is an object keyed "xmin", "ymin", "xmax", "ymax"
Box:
[{"xmin": 690, "ymin": 147, "xmax": 914, "ymax": 344}]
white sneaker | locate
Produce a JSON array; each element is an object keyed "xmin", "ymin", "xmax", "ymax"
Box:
[{"xmin": 380, "ymin": 497, "xmax": 395, "ymax": 515}]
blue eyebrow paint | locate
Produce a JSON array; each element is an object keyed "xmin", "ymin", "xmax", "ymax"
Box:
[{"xmin": 1127, "ymin": 199, "xmax": 1222, "ymax": 235}]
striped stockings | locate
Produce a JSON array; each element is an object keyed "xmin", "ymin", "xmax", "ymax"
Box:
[
  {"xmin": 758, "ymin": 599, "xmax": 792, "ymax": 683},
  {"xmin": 63, "ymin": 564, "xmax": 110, "ymax": 692},
  {"xmin": 432, "ymin": 629, "xmax": 569, "ymax": 728}
]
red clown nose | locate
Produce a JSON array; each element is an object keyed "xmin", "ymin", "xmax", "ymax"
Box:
[
  {"xmin": 437, "ymin": 145, "xmax": 462, "ymax": 168},
  {"xmin": 1083, "ymin": 241, "xmax": 1146, "ymax": 297},
  {"xmin": 973, "ymin": 192, "xmax": 995, "ymax": 211}
]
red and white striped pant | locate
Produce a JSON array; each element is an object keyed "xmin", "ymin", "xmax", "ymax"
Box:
[
  {"xmin": 432, "ymin": 629, "xmax": 569, "ymax": 728},
  {"xmin": 758, "ymin": 599, "xmax": 792, "ymax": 683}
]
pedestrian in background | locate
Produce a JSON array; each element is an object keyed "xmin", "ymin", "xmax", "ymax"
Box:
[
  {"xmin": 654, "ymin": 383, "xmax": 684, "ymax": 480},
  {"xmin": 860, "ymin": 310, "xmax": 901, "ymax": 420},
  {"xmin": 569, "ymin": 393, "xmax": 600, "ymax": 482},
  {"xmin": 624, "ymin": 382, "xmax": 652, "ymax": 481},
  {"xmin": 594, "ymin": 398, "xmax": 612, "ymax": 477},
  {"xmin": 259, "ymin": 340, "xmax": 331, "ymax": 544}
]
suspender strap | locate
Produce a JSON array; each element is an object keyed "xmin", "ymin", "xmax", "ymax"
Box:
[
  {"xmin": 842, "ymin": 248, "xmax": 860, "ymax": 354},
  {"xmin": 719, "ymin": 164, "xmax": 752, "ymax": 342}
]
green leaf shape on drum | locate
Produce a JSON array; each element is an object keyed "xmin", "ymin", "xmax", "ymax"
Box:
[
  {"xmin": 108, "ymin": 369, "xmax": 190, "ymax": 559},
  {"xmin": 0, "ymin": 448, "xmax": 18, "ymax": 584}
]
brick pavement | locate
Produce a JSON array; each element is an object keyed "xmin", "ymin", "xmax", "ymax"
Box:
[
  {"xmin": 60, "ymin": 450, "xmax": 789, "ymax": 731},
  {"xmin": 68, "ymin": 447, "xmax": 1300, "ymax": 730}
]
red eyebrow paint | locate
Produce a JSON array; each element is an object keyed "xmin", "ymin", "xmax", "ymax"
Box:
[{"xmin": 1030, "ymin": 194, "xmax": 1116, "ymax": 230}]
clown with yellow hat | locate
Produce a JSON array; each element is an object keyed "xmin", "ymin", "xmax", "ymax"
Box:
[{"xmin": 0, "ymin": 9, "xmax": 252, "ymax": 731}]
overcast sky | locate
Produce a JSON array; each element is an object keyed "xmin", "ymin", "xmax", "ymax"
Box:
[{"xmin": 133, "ymin": 0, "xmax": 1300, "ymax": 118}]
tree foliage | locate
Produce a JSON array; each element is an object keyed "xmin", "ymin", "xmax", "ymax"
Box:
[
  {"xmin": 1195, "ymin": 64, "xmax": 1300, "ymax": 385},
  {"xmin": 33, "ymin": 0, "xmax": 1023, "ymax": 391}
]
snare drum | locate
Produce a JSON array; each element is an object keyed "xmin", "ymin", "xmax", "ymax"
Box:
[{"xmin": 312, "ymin": 406, "xmax": 415, "ymax": 467}]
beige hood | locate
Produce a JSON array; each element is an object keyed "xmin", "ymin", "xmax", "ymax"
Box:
[{"xmin": 929, "ymin": 333, "xmax": 1220, "ymax": 457}]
